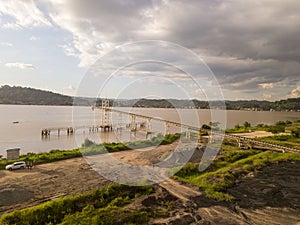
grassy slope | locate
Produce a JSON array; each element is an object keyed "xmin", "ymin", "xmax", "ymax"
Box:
[
  {"xmin": 0, "ymin": 184, "xmax": 154, "ymax": 225},
  {"xmin": 257, "ymin": 135, "xmax": 300, "ymax": 149},
  {"xmin": 175, "ymin": 144, "xmax": 300, "ymax": 201}
]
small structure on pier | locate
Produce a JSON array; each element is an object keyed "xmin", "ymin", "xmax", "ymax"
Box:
[{"xmin": 6, "ymin": 148, "xmax": 20, "ymax": 160}]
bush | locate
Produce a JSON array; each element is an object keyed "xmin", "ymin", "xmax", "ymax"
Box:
[
  {"xmin": 82, "ymin": 138, "xmax": 95, "ymax": 147},
  {"xmin": 0, "ymin": 184, "xmax": 153, "ymax": 225}
]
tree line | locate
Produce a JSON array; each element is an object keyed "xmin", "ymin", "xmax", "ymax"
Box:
[{"xmin": 1, "ymin": 85, "xmax": 299, "ymax": 110}]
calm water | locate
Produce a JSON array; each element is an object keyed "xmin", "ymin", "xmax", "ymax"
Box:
[{"xmin": 0, "ymin": 105, "xmax": 299, "ymax": 156}]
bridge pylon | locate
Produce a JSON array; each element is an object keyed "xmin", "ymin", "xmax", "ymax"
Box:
[
  {"xmin": 164, "ymin": 122, "xmax": 170, "ymax": 135},
  {"xmin": 101, "ymin": 99, "xmax": 112, "ymax": 131},
  {"xmin": 130, "ymin": 115, "xmax": 137, "ymax": 132}
]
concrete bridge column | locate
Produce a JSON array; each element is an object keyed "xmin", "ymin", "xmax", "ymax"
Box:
[
  {"xmin": 117, "ymin": 113, "xmax": 122, "ymax": 132},
  {"xmin": 197, "ymin": 131, "xmax": 202, "ymax": 143},
  {"xmin": 130, "ymin": 115, "xmax": 137, "ymax": 132},
  {"xmin": 164, "ymin": 122, "xmax": 170, "ymax": 135},
  {"xmin": 186, "ymin": 128, "xmax": 191, "ymax": 141}
]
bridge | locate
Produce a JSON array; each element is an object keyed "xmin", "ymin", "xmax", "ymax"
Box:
[{"xmin": 41, "ymin": 100, "xmax": 300, "ymax": 153}]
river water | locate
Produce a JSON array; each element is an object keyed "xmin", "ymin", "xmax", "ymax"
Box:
[{"xmin": 0, "ymin": 105, "xmax": 299, "ymax": 156}]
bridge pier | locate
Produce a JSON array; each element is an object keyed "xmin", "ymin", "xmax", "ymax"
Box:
[
  {"xmin": 197, "ymin": 131, "xmax": 203, "ymax": 144},
  {"xmin": 186, "ymin": 128, "xmax": 191, "ymax": 141},
  {"xmin": 130, "ymin": 115, "xmax": 137, "ymax": 132},
  {"xmin": 164, "ymin": 122, "xmax": 170, "ymax": 135},
  {"xmin": 116, "ymin": 113, "xmax": 123, "ymax": 132},
  {"xmin": 41, "ymin": 129, "xmax": 50, "ymax": 136},
  {"xmin": 146, "ymin": 118, "xmax": 152, "ymax": 137},
  {"xmin": 67, "ymin": 127, "xmax": 74, "ymax": 135}
]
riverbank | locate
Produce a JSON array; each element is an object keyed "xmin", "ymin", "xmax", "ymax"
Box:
[
  {"xmin": 0, "ymin": 133, "xmax": 180, "ymax": 170},
  {"xmin": 1, "ymin": 143, "xmax": 300, "ymax": 224},
  {"xmin": 0, "ymin": 141, "xmax": 179, "ymax": 215}
]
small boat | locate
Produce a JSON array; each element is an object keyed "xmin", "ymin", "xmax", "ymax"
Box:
[{"xmin": 12, "ymin": 121, "xmax": 19, "ymax": 124}]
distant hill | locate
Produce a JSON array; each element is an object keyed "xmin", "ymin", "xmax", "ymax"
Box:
[
  {"xmin": 0, "ymin": 85, "xmax": 74, "ymax": 105},
  {"xmin": 0, "ymin": 85, "xmax": 299, "ymax": 110},
  {"xmin": 114, "ymin": 98, "xmax": 300, "ymax": 111}
]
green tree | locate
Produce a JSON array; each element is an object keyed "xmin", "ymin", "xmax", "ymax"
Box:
[
  {"xmin": 234, "ymin": 124, "xmax": 240, "ymax": 129},
  {"xmin": 291, "ymin": 128, "xmax": 300, "ymax": 138},
  {"xmin": 243, "ymin": 121, "xmax": 251, "ymax": 128}
]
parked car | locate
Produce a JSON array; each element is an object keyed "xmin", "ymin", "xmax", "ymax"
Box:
[{"xmin": 5, "ymin": 161, "xmax": 26, "ymax": 171}]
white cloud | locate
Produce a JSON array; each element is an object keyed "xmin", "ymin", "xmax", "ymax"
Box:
[
  {"xmin": 1, "ymin": 0, "xmax": 298, "ymax": 100},
  {"xmin": 259, "ymin": 83, "xmax": 274, "ymax": 89},
  {"xmin": 4, "ymin": 62, "xmax": 36, "ymax": 69},
  {"xmin": 62, "ymin": 85, "xmax": 76, "ymax": 96},
  {"xmin": 0, "ymin": 0, "xmax": 51, "ymax": 29},
  {"xmin": 29, "ymin": 36, "xmax": 40, "ymax": 41},
  {"xmin": 60, "ymin": 44, "xmax": 79, "ymax": 58},
  {"xmin": 287, "ymin": 85, "xmax": 300, "ymax": 98},
  {"xmin": 262, "ymin": 93, "xmax": 273, "ymax": 100},
  {"xmin": 2, "ymin": 22, "xmax": 21, "ymax": 30},
  {"xmin": 0, "ymin": 42, "xmax": 13, "ymax": 47}
]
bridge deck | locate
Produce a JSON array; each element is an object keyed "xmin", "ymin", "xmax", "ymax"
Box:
[{"xmin": 41, "ymin": 106, "xmax": 300, "ymax": 153}]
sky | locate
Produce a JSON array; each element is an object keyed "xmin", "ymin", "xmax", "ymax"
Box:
[{"xmin": 0, "ymin": 0, "xmax": 299, "ymax": 101}]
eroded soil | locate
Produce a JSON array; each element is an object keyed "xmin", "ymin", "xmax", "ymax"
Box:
[{"xmin": 0, "ymin": 145, "xmax": 299, "ymax": 225}]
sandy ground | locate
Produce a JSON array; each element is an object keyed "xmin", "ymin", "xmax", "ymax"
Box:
[
  {"xmin": 0, "ymin": 157, "xmax": 109, "ymax": 214},
  {"xmin": 1, "ymin": 143, "xmax": 300, "ymax": 225},
  {"xmin": 0, "ymin": 142, "xmax": 182, "ymax": 215},
  {"xmin": 231, "ymin": 130, "xmax": 288, "ymax": 138}
]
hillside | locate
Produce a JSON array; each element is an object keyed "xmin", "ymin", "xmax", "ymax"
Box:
[
  {"xmin": 1, "ymin": 85, "xmax": 299, "ymax": 110},
  {"xmin": 0, "ymin": 85, "xmax": 94, "ymax": 106},
  {"xmin": 120, "ymin": 98, "xmax": 300, "ymax": 111},
  {"xmin": 0, "ymin": 85, "xmax": 73, "ymax": 105}
]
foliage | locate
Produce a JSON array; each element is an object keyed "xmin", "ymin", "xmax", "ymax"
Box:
[
  {"xmin": 81, "ymin": 133, "xmax": 180, "ymax": 156},
  {"xmin": 0, "ymin": 184, "xmax": 153, "ymax": 225},
  {"xmin": 0, "ymin": 85, "xmax": 73, "ymax": 105},
  {"xmin": 227, "ymin": 119, "xmax": 300, "ymax": 134},
  {"xmin": 174, "ymin": 144, "xmax": 300, "ymax": 202},
  {"xmin": 257, "ymin": 135, "xmax": 300, "ymax": 149},
  {"xmin": 82, "ymin": 138, "xmax": 95, "ymax": 147},
  {"xmin": 0, "ymin": 149, "xmax": 82, "ymax": 170},
  {"xmin": 0, "ymin": 134, "xmax": 180, "ymax": 170},
  {"xmin": 1, "ymin": 85, "xmax": 300, "ymax": 110},
  {"xmin": 226, "ymin": 121, "xmax": 252, "ymax": 133},
  {"xmin": 201, "ymin": 124, "xmax": 211, "ymax": 130}
]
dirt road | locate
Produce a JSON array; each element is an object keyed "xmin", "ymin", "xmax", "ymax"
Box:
[
  {"xmin": 0, "ymin": 142, "xmax": 182, "ymax": 215},
  {"xmin": 1, "ymin": 144, "xmax": 299, "ymax": 225},
  {"xmin": 0, "ymin": 157, "xmax": 109, "ymax": 215}
]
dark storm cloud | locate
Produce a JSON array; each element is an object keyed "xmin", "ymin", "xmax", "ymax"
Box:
[{"xmin": 42, "ymin": 0, "xmax": 300, "ymax": 98}]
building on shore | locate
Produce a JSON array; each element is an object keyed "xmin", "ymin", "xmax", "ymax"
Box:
[{"xmin": 6, "ymin": 148, "xmax": 20, "ymax": 160}]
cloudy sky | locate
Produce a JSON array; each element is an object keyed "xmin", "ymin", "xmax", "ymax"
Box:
[{"xmin": 0, "ymin": 0, "xmax": 299, "ymax": 100}]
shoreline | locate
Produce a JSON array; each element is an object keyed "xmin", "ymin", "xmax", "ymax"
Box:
[{"xmin": 1, "ymin": 103, "xmax": 300, "ymax": 112}]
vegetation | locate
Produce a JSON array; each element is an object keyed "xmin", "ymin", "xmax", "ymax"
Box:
[
  {"xmin": 0, "ymin": 85, "xmax": 73, "ymax": 105},
  {"xmin": 0, "ymin": 184, "xmax": 154, "ymax": 225},
  {"xmin": 81, "ymin": 133, "xmax": 180, "ymax": 156},
  {"xmin": 0, "ymin": 149, "xmax": 82, "ymax": 170},
  {"xmin": 1, "ymin": 85, "xmax": 300, "ymax": 111},
  {"xmin": 129, "ymin": 98, "xmax": 300, "ymax": 111},
  {"xmin": 174, "ymin": 144, "xmax": 300, "ymax": 202},
  {"xmin": 0, "ymin": 133, "xmax": 180, "ymax": 170},
  {"xmin": 226, "ymin": 121, "xmax": 252, "ymax": 133},
  {"xmin": 257, "ymin": 135, "xmax": 300, "ymax": 149},
  {"xmin": 225, "ymin": 98, "xmax": 300, "ymax": 111},
  {"xmin": 226, "ymin": 119, "xmax": 300, "ymax": 135}
]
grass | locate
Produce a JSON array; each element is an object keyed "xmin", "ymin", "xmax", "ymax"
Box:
[
  {"xmin": 174, "ymin": 144, "xmax": 300, "ymax": 202},
  {"xmin": 226, "ymin": 119, "xmax": 300, "ymax": 135},
  {"xmin": 257, "ymin": 135, "xmax": 300, "ymax": 149},
  {"xmin": 0, "ymin": 133, "xmax": 181, "ymax": 170},
  {"xmin": 0, "ymin": 184, "xmax": 154, "ymax": 225}
]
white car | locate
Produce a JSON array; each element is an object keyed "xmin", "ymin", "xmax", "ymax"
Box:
[{"xmin": 5, "ymin": 161, "xmax": 26, "ymax": 171}]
